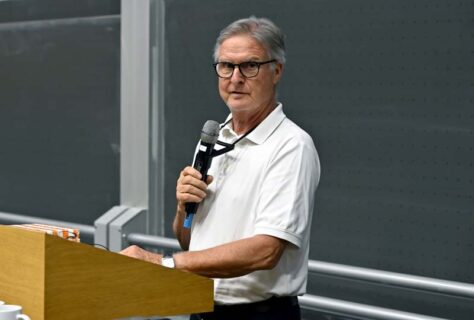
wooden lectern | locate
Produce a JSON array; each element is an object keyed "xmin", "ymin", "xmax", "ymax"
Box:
[{"xmin": 0, "ymin": 225, "xmax": 213, "ymax": 319}]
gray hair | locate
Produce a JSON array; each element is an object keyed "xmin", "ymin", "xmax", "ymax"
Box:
[{"xmin": 213, "ymin": 16, "xmax": 286, "ymax": 65}]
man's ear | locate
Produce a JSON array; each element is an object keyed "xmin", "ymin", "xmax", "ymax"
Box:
[{"xmin": 273, "ymin": 62, "xmax": 284, "ymax": 85}]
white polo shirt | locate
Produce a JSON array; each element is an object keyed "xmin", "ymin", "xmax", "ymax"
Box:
[{"xmin": 189, "ymin": 103, "xmax": 320, "ymax": 304}]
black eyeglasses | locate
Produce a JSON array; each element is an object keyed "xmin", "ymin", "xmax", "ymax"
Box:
[{"xmin": 213, "ymin": 60, "xmax": 276, "ymax": 78}]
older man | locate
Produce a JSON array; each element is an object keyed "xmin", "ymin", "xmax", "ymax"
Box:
[{"xmin": 122, "ymin": 17, "xmax": 320, "ymax": 320}]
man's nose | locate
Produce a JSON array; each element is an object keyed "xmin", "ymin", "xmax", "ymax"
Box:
[{"xmin": 230, "ymin": 66, "xmax": 245, "ymax": 83}]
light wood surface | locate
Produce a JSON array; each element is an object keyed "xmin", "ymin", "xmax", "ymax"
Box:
[
  {"xmin": 0, "ymin": 225, "xmax": 45, "ymax": 318},
  {"xmin": 0, "ymin": 225, "xmax": 214, "ymax": 320}
]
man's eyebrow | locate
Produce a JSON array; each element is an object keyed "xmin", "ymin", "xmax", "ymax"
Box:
[{"xmin": 218, "ymin": 57, "xmax": 264, "ymax": 63}]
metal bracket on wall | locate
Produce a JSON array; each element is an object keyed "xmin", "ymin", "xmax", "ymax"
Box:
[
  {"xmin": 94, "ymin": 205, "xmax": 128, "ymax": 249},
  {"xmin": 108, "ymin": 207, "xmax": 147, "ymax": 252},
  {"xmin": 94, "ymin": 206, "xmax": 147, "ymax": 252}
]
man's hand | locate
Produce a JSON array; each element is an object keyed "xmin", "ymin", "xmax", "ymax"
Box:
[
  {"xmin": 173, "ymin": 166, "xmax": 213, "ymax": 250},
  {"xmin": 120, "ymin": 245, "xmax": 162, "ymax": 265},
  {"xmin": 176, "ymin": 166, "xmax": 213, "ymax": 208}
]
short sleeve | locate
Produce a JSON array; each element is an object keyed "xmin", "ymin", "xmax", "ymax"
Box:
[{"xmin": 253, "ymin": 133, "xmax": 320, "ymax": 248}]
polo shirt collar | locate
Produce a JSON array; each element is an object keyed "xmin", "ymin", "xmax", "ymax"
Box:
[{"xmin": 221, "ymin": 103, "xmax": 286, "ymax": 145}]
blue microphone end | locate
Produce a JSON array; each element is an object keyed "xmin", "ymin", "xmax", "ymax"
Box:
[{"xmin": 183, "ymin": 213, "xmax": 194, "ymax": 229}]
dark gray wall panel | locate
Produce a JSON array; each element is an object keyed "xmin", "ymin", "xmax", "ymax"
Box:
[
  {"xmin": 0, "ymin": 0, "xmax": 120, "ymax": 23},
  {"xmin": 0, "ymin": 15, "xmax": 120, "ymax": 224},
  {"xmin": 159, "ymin": 0, "xmax": 474, "ymax": 318}
]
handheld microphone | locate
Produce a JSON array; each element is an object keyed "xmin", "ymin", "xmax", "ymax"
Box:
[{"xmin": 183, "ymin": 120, "xmax": 220, "ymax": 228}]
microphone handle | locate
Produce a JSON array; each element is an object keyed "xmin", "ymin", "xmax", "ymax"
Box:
[{"xmin": 184, "ymin": 141, "xmax": 214, "ymax": 228}]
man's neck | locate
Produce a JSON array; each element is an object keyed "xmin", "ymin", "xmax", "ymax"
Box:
[{"xmin": 231, "ymin": 100, "xmax": 278, "ymax": 135}]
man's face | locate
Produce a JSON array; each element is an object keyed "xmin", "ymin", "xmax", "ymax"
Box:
[{"xmin": 217, "ymin": 35, "xmax": 282, "ymax": 116}]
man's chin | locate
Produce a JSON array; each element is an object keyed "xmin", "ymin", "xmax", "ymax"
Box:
[
  {"xmin": 226, "ymin": 96, "xmax": 253, "ymax": 108},
  {"xmin": 226, "ymin": 103, "xmax": 252, "ymax": 113}
]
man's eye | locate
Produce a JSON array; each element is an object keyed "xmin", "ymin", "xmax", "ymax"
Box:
[
  {"xmin": 244, "ymin": 62, "xmax": 258, "ymax": 69},
  {"xmin": 221, "ymin": 62, "xmax": 234, "ymax": 69}
]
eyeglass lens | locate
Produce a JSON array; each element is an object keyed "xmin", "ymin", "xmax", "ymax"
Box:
[{"xmin": 216, "ymin": 61, "xmax": 260, "ymax": 78}]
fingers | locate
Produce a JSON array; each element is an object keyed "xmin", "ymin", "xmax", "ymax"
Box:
[
  {"xmin": 177, "ymin": 183, "xmax": 206, "ymax": 203},
  {"xmin": 177, "ymin": 167, "xmax": 212, "ymax": 204},
  {"xmin": 120, "ymin": 245, "xmax": 145, "ymax": 259},
  {"xmin": 120, "ymin": 245, "xmax": 162, "ymax": 264},
  {"xmin": 180, "ymin": 166, "xmax": 203, "ymax": 180}
]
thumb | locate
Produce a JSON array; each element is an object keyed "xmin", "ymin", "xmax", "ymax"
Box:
[{"xmin": 206, "ymin": 175, "xmax": 214, "ymax": 185}]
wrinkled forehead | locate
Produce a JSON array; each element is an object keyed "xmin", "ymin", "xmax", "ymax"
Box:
[{"xmin": 217, "ymin": 35, "xmax": 269, "ymax": 62}]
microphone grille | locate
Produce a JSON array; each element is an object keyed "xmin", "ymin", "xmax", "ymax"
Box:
[{"xmin": 201, "ymin": 120, "xmax": 220, "ymax": 144}]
